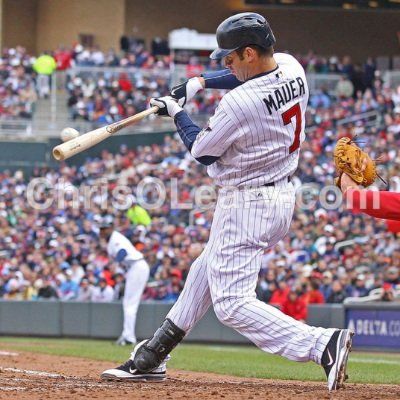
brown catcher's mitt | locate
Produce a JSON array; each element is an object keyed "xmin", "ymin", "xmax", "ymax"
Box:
[{"xmin": 333, "ymin": 137, "xmax": 386, "ymax": 188}]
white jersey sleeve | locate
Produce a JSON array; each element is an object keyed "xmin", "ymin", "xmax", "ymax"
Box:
[{"xmin": 191, "ymin": 105, "xmax": 239, "ymax": 158}]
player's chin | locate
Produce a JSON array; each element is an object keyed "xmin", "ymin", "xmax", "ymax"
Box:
[{"xmin": 231, "ymin": 71, "xmax": 245, "ymax": 82}]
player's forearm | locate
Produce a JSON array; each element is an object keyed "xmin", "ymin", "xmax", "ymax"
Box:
[
  {"xmin": 345, "ymin": 187, "xmax": 400, "ymax": 220},
  {"xmin": 174, "ymin": 111, "xmax": 219, "ymax": 165},
  {"xmin": 201, "ymin": 69, "xmax": 242, "ymax": 90}
]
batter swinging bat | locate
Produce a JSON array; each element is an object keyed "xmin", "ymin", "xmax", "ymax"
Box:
[{"xmin": 52, "ymin": 106, "xmax": 159, "ymax": 161}]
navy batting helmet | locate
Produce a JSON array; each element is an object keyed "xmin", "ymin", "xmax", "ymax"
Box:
[{"xmin": 210, "ymin": 12, "xmax": 276, "ymax": 60}]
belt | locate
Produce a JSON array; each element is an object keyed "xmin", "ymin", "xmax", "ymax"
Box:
[{"xmin": 262, "ymin": 176, "xmax": 291, "ymax": 187}]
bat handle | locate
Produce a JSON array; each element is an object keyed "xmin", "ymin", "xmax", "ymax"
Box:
[{"xmin": 107, "ymin": 106, "xmax": 160, "ymax": 134}]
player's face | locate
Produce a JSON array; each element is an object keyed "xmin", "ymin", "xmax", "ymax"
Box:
[
  {"xmin": 224, "ymin": 52, "xmax": 246, "ymax": 81},
  {"xmin": 224, "ymin": 50, "xmax": 252, "ymax": 82}
]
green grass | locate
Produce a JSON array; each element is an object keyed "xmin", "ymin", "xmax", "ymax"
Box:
[{"xmin": 0, "ymin": 337, "xmax": 399, "ymax": 385}]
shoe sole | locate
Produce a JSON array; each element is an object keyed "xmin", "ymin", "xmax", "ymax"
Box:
[
  {"xmin": 101, "ymin": 373, "xmax": 166, "ymax": 382},
  {"xmin": 332, "ymin": 330, "xmax": 354, "ymax": 391}
]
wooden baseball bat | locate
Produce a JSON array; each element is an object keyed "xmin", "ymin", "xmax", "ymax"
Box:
[{"xmin": 53, "ymin": 106, "xmax": 159, "ymax": 161}]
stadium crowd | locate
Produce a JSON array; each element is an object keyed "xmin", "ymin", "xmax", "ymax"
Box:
[
  {"xmin": 0, "ymin": 44, "xmax": 399, "ymax": 315},
  {"xmin": 0, "ymin": 46, "xmax": 39, "ymax": 119},
  {"xmin": 0, "ymin": 40, "xmax": 387, "ymax": 121},
  {"xmin": 65, "ymin": 42, "xmax": 385, "ymax": 122}
]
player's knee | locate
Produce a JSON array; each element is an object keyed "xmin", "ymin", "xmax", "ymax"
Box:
[{"xmin": 213, "ymin": 300, "xmax": 237, "ymax": 327}]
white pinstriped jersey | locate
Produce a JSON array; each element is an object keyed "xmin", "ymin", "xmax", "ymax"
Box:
[{"xmin": 191, "ymin": 53, "xmax": 309, "ymax": 187}]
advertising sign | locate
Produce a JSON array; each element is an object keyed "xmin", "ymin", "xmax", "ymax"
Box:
[{"xmin": 347, "ymin": 309, "xmax": 400, "ymax": 348}]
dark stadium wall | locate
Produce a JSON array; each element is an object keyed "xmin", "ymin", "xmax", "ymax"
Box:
[
  {"xmin": 2, "ymin": 0, "xmax": 38, "ymax": 53},
  {"xmin": 1, "ymin": 0, "xmax": 399, "ymax": 61},
  {"xmin": 35, "ymin": 0, "xmax": 126, "ymax": 53},
  {"xmin": 124, "ymin": 0, "xmax": 400, "ymax": 62},
  {"xmin": 250, "ymin": 7, "xmax": 400, "ymax": 62},
  {"xmin": 124, "ymin": 0, "xmax": 235, "ymax": 49}
]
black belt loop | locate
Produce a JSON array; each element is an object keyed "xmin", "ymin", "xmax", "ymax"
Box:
[
  {"xmin": 262, "ymin": 181, "xmax": 275, "ymax": 187},
  {"xmin": 262, "ymin": 176, "xmax": 291, "ymax": 188}
]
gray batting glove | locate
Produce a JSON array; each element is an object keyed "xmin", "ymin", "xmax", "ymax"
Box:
[
  {"xmin": 150, "ymin": 96, "xmax": 183, "ymax": 118},
  {"xmin": 169, "ymin": 77, "xmax": 203, "ymax": 107}
]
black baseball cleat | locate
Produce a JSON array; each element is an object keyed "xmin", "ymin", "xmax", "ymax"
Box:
[
  {"xmin": 101, "ymin": 359, "xmax": 166, "ymax": 382},
  {"xmin": 321, "ymin": 329, "xmax": 354, "ymax": 391}
]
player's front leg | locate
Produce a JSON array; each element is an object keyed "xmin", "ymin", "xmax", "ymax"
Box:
[{"xmin": 101, "ymin": 253, "xmax": 212, "ymax": 381}]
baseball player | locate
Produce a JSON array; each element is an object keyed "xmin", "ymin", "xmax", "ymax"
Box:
[
  {"xmin": 99, "ymin": 215, "xmax": 150, "ymax": 345},
  {"xmin": 102, "ymin": 13, "xmax": 353, "ymax": 390}
]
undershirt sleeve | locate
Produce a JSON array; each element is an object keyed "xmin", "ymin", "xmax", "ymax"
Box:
[{"xmin": 202, "ymin": 69, "xmax": 242, "ymax": 90}]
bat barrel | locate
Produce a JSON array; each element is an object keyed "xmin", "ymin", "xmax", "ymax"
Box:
[{"xmin": 52, "ymin": 106, "xmax": 159, "ymax": 162}]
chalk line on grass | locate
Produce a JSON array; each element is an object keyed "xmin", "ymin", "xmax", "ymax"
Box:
[
  {"xmin": 350, "ymin": 358, "xmax": 400, "ymax": 365},
  {"xmin": 0, "ymin": 367, "xmax": 63, "ymax": 377},
  {"xmin": 0, "ymin": 351, "xmax": 19, "ymax": 356}
]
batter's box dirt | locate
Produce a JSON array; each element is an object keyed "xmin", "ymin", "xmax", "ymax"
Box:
[{"xmin": 0, "ymin": 350, "xmax": 398, "ymax": 399}]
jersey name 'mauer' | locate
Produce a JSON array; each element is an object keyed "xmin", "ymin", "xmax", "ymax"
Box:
[
  {"xmin": 191, "ymin": 53, "xmax": 309, "ymax": 187},
  {"xmin": 263, "ymin": 77, "xmax": 305, "ymax": 115}
]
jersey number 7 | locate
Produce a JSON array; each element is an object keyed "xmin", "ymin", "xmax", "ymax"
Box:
[{"xmin": 282, "ymin": 103, "xmax": 301, "ymax": 154}]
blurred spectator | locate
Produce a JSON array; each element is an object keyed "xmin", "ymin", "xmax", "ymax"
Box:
[
  {"xmin": 54, "ymin": 45, "xmax": 72, "ymax": 90},
  {"xmin": 326, "ymin": 281, "xmax": 347, "ymax": 304},
  {"xmin": 386, "ymin": 266, "xmax": 400, "ymax": 285},
  {"xmin": 113, "ymin": 273, "xmax": 125, "ymax": 300},
  {"xmin": 20, "ymin": 280, "xmax": 36, "ymax": 300},
  {"xmin": 33, "ymin": 52, "xmax": 57, "ymax": 99},
  {"xmin": 118, "ymin": 72, "xmax": 133, "ymax": 93},
  {"xmin": 320, "ymin": 271, "xmax": 333, "ymax": 300},
  {"xmin": 91, "ymin": 277, "xmax": 115, "ymax": 302},
  {"xmin": 59, "ymin": 270, "xmax": 79, "ymax": 300},
  {"xmin": 363, "ymin": 57, "xmax": 376, "ymax": 89},
  {"xmin": 302, "ymin": 281, "xmax": 325, "ymax": 304},
  {"xmin": 351, "ymin": 275, "xmax": 369, "ymax": 297},
  {"xmin": 270, "ymin": 280, "xmax": 290, "ymax": 306},
  {"xmin": 38, "ymin": 278, "xmax": 58, "ymax": 299},
  {"xmin": 126, "ymin": 199, "xmax": 152, "ymax": 227},
  {"xmin": 380, "ymin": 282, "xmax": 397, "ymax": 302},
  {"xmin": 77, "ymin": 278, "xmax": 95, "ymax": 301},
  {"xmin": 335, "ymin": 76, "xmax": 354, "ymax": 99},
  {"xmin": 281, "ymin": 289, "xmax": 308, "ymax": 322},
  {"xmin": 185, "ymin": 57, "xmax": 204, "ymax": 78},
  {"xmin": 70, "ymin": 259, "xmax": 85, "ymax": 282}
]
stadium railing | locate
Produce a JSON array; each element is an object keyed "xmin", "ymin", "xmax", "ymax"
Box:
[
  {"xmin": 344, "ymin": 285, "xmax": 400, "ymax": 305},
  {"xmin": 68, "ymin": 65, "xmax": 344, "ymax": 97},
  {"xmin": 0, "ymin": 108, "xmax": 378, "ymax": 141},
  {"xmin": 68, "ymin": 66, "xmax": 171, "ymax": 84}
]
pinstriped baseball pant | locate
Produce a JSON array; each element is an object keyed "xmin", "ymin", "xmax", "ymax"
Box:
[{"xmin": 167, "ymin": 180, "xmax": 336, "ymax": 364}]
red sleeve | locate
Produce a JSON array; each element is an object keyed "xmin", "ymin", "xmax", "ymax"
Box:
[{"xmin": 345, "ymin": 188, "xmax": 400, "ymax": 221}]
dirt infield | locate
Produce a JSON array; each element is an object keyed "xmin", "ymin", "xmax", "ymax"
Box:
[{"xmin": 0, "ymin": 350, "xmax": 399, "ymax": 400}]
